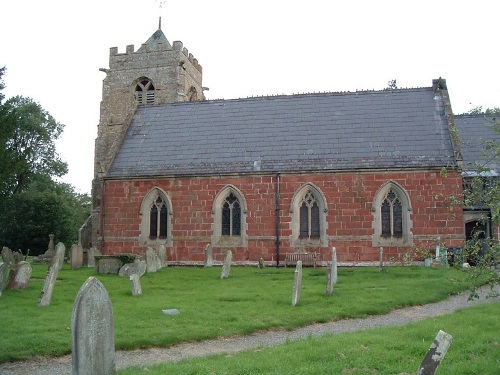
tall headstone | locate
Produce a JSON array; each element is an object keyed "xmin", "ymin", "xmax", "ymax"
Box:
[
  {"xmin": 71, "ymin": 244, "xmax": 83, "ymax": 269},
  {"xmin": 331, "ymin": 247, "xmax": 338, "ymax": 284},
  {"xmin": 129, "ymin": 274, "xmax": 142, "ymax": 296},
  {"xmin": 326, "ymin": 262, "xmax": 334, "ymax": 296},
  {"xmin": 158, "ymin": 244, "xmax": 168, "ymax": 268},
  {"xmin": 0, "ymin": 263, "xmax": 9, "ymax": 297},
  {"xmin": 220, "ymin": 250, "xmax": 232, "ymax": 279},
  {"xmin": 72, "ymin": 277, "xmax": 116, "ymax": 375},
  {"xmin": 7, "ymin": 261, "xmax": 32, "ymax": 290},
  {"xmin": 38, "ymin": 256, "xmax": 61, "ymax": 307},
  {"xmin": 416, "ymin": 330, "xmax": 453, "ymax": 375},
  {"xmin": 145, "ymin": 247, "xmax": 158, "ymax": 273},
  {"xmin": 87, "ymin": 247, "xmax": 101, "ymax": 268},
  {"xmin": 204, "ymin": 244, "xmax": 213, "ymax": 267},
  {"xmin": 379, "ymin": 247, "xmax": 384, "ymax": 273},
  {"xmin": 1, "ymin": 247, "xmax": 14, "ymax": 266},
  {"xmin": 292, "ymin": 260, "xmax": 303, "ymax": 306},
  {"xmin": 55, "ymin": 242, "xmax": 65, "ymax": 270}
]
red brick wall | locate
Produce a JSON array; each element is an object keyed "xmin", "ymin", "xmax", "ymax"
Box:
[{"xmin": 100, "ymin": 170, "xmax": 465, "ymax": 264}]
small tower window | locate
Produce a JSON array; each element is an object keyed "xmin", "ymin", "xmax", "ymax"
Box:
[{"xmin": 135, "ymin": 79, "xmax": 155, "ymax": 105}]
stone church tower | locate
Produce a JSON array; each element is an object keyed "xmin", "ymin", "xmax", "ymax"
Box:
[{"xmin": 90, "ymin": 22, "xmax": 204, "ymax": 248}]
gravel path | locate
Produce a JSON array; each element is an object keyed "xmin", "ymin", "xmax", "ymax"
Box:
[{"xmin": 1, "ymin": 287, "xmax": 498, "ymax": 375}]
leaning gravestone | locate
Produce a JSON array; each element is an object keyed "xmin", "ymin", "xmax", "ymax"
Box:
[
  {"xmin": 1, "ymin": 247, "xmax": 15, "ymax": 267},
  {"xmin": 7, "ymin": 261, "xmax": 32, "ymax": 290},
  {"xmin": 38, "ymin": 256, "xmax": 61, "ymax": 306},
  {"xmin": 220, "ymin": 250, "xmax": 232, "ymax": 279},
  {"xmin": 0, "ymin": 263, "xmax": 9, "ymax": 297},
  {"xmin": 129, "ymin": 274, "xmax": 142, "ymax": 296},
  {"xmin": 71, "ymin": 244, "xmax": 83, "ymax": 269},
  {"xmin": 292, "ymin": 260, "xmax": 303, "ymax": 306},
  {"xmin": 13, "ymin": 250, "xmax": 24, "ymax": 264},
  {"xmin": 158, "ymin": 245, "xmax": 168, "ymax": 268},
  {"xmin": 72, "ymin": 277, "xmax": 116, "ymax": 375},
  {"xmin": 204, "ymin": 244, "xmax": 213, "ymax": 267},
  {"xmin": 87, "ymin": 247, "xmax": 101, "ymax": 268},
  {"xmin": 416, "ymin": 330, "xmax": 453, "ymax": 375},
  {"xmin": 55, "ymin": 242, "xmax": 66, "ymax": 270},
  {"xmin": 118, "ymin": 262, "xmax": 147, "ymax": 277}
]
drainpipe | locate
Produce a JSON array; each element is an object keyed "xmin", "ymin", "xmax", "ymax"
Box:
[{"xmin": 275, "ymin": 173, "xmax": 281, "ymax": 267}]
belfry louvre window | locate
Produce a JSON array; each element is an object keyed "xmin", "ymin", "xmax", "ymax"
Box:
[
  {"xmin": 149, "ymin": 196, "xmax": 168, "ymax": 239},
  {"xmin": 221, "ymin": 193, "xmax": 241, "ymax": 236},
  {"xmin": 135, "ymin": 79, "xmax": 155, "ymax": 105},
  {"xmin": 299, "ymin": 191, "xmax": 320, "ymax": 239},
  {"xmin": 381, "ymin": 189, "xmax": 402, "ymax": 237}
]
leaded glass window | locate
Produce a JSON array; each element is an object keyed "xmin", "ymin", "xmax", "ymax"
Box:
[
  {"xmin": 381, "ymin": 189, "xmax": 402, "ymax": 237},
  {"xmin": 299, "ymin": 191, "xmax": 320, "ymax": 239},
  {"xmin": 221, "ymin": 193, "xmax": 241, "ymax": 237},
  {"xmin": 149, "ymin": 196, "xmax": 168, "ymax": 239}
]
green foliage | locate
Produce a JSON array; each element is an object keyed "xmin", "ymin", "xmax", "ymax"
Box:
[
  {"xmin": 0, "ymin": 266, "xmax": 469, "ymax": 363},
  {"xmin": 467, "ymin": 105, "xmax": 500, "ymax": 116},
  {"xmin": 0, "ymin": 66, "xmax": 5, "ymax": 104}
]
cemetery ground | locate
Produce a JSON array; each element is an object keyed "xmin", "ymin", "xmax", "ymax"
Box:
[{"xmin": 0, "ymin": 264, "xmax": 499, "ymax": 374}]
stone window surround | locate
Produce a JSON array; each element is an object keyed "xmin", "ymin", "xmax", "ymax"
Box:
[
  {"xmin": 139, "ymin": 187, "xmax": 173, "ymax": 247},
  {"xmin": 371, "ymin": 181, "xmax": 413, "ymax": 247},
  {"xmin": 289, "ymin": 183, "xmax": 329, "ymax": 249},
  {"xmin": 211, "ymin": 185, "xmax": 248, "ymax": 248},
  {"xmin": 133, "ymin": 76, "xmax": 156, "ymax": 105}
]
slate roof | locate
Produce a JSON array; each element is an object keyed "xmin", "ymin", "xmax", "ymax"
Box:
[
  {"xmin": 455, "ymin": 114, "xmax": 500, "ymax": 174},
  {"xmin": 107, "ymin": 87, "xmax": 457, "ymax": 178}
]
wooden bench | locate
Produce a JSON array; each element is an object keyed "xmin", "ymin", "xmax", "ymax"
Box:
[{"xmin": 284, "ymin": 252, "xmax": 317, "ymax": 268}]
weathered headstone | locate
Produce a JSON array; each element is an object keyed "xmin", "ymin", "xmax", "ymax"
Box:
[
  {"xmin": 162, "ymin": 309, "xmax": 180, "ymax": 315},
  {"xmin": 145, "ymin": 247, "xmax": 158, "ymax": 273},
  {"xmin": 220, "ymin": 250, "xmax": 232, "ymax": 279},
  {"xmin": 71, "ymin": 244, "xmax": 83, "ymax": 269},
  {"xmin": 0, "ymin": 263, "xmax": 9, "ymax": 297},
  {"xmin": 96, "ymin": 257, "xmax": 123, "ymax": 274},
  {"xmin": 118, "ymin": 261, "xmax": 147, "ymax": 277},
  {"xmin": 331, "ymin": 247, "xmax": 338, "ymax": 284},
  {"xmin": 55, "ymin": 242, "xmax": 65, "ymax": 270},
  {"xmin": 416, "ymin": 330, "xmax": 453, "ymax": 375},
  {"xmin": 87, "ymin": 247, "xmax": 101, "ymax": 268},
  {"xmin": 7, "ymin": 261, "xmax": 32, "ymax": 290},
  {"xmin": 326, "ymin": 262, "xmax": 334, "ymax": 295},
  {"xmin": 72, "ymin": 277, "xmax": 116, "ymax": 375},
  {"xmin": 34, "ymin": 234, "xmax": 57, "ymax": 264},
  {"xmin": 13, "ymin": 250, "xmax": 24, "ymax": 264},
  {"xmin": 1, "ymin": 247, "xmax": 14, "ymax": 266},
  {"xmin": 379, "ymin": 247, "xmax": 384, "ymax": 272},
  {"xmin": 258, "ymin": 258, "xmax": 265, "ymax": 268},
  {"xmin": 204, "ymin": 244, "xmax": 213, "ymax": 267},
  {"xmin": 129, "ymin": 274, "xmax": 142, "ymax": 296},
  {"xmin": 38, "ymin": 256, "xmax": 61, "ymax": 307},
  {"xmin": 158, "ymin": 245, "xmax": 167, "ymax": 268},
  {"xmin": 292, "ymin": 260, "xmax": 303, "ymax": 306}
]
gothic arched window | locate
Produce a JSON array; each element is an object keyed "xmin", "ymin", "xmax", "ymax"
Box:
[
  {"xmin": 135, "ymin": 78, "xmax": 155, "ymax": 105},
  {"xmin": 212, "ymin": 186, "xmax": 247, "ymax": 247},
  {"xmin": 221, "ymin": 193, "xmax": 241, "ymax": 237},
  {"xmin": 299, "ymin": 191, "xmax": 320, "ymax": 239},
  {"xmin": 149, "ymin": 196, "xmax": 168, "ymax": 239},
  {"xmin": 140, "ymin": 188, "xmax": 172, "ymax": 246}
]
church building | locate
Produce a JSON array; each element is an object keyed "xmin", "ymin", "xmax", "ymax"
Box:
[{"xmin": 88, "ymin": 25, "xmax": 494, "ymax": 265}]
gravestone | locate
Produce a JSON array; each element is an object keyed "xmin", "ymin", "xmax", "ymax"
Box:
[
  {"xmin": 13, "ymin": 250, "xmax": 24, "ymax": 264},
  {"xmin": 34, "ymin": 234, "xmax": 57, "ymax": 263},
  {"xmin": 87, "ymin": 247, "xmax": 101, "ymax": 268},
  {"xmin": 129, "ymin": 274, "xmax": 142, "ymax": 296},
  {"xmin": 145, "ymin": 247, "xmax": 158, "ymax": 273},
  {"xmin": 158, "ymin": 245, "xmax": 167, "ymax": 268},
  {"xmin": 72, "ymin": 277, "xmax": 116, "ymax": 375},
  {"xmin": 331, "ymin": 247, "xmax": 338, "ymax": 284},
  {"xmin": 204, "ymin": 244, "xmax": 213, "ymax": 267},
  {"xmin": 96, "ymin": 257, "xmax": 123, "ymax": 274},
  {"xmin": 416, "ymin": 330, "xmax": 453, "ymax": 375},
  {"xmin": 326, "ymin": 262, "xmax": 334, "ymax": 296},
  {"xmin": 1, "ymin": 247, "xmax": 14, "ymax": 266},
  {"xmin": 38, "ymin": 256, "xmax": 61, "ymax": 307},
  {"xmin": 258, "ymin": 258, "xmax": 265, "ymax": 268},
  {"xmin": 55, "ymin": 242, "xmax": 66, "ymax": 270},
  {"xmin": 220, "ymin": 250, "xmax": 232, "ymax": 279},
  {"xmin": 292, "ymin": 260, "xmax": 303, "ymax": 306},
  {"xmin": 7, "ymin": 261, "xmax": 32, "ymax": 290},
  {"xmin": 71, "ymin": 244, "xmax": 83, "ymax": 269},
  {"xmin": 118, "ymin": 262, "xmax": 147, "ymax": 277},
  {"xmin": 379, "ymin": 247, "xmax": 384, "ymax": 272},
  {"xmin": 0, "ymin": 263, "xmax": 9, "ymax": 297}
]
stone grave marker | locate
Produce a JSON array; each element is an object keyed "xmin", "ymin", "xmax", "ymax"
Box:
[
  {"xmin": 379, "ymin": 247, "xmax": 384, "ymax": 272},
  {"xmin": 118, "ymin": 261, "xmax": 147, "ymax": 277},
  {"xmin": 220, "ymin": 250, "xmax": 232, "ymax": 279},
  {"xmin": 7, "ymin": 261, "xmax": 32, "ymax": 290},
  {"xmin": 331, "ymin": 247, "xmax": 338, "ymax": 284},
  {"xmin": 292, "ymin": 260, "xmax": 303, "ymax": 306},
  {"xmin": 416, "ymin": 330, "xmax": 453, "ymax": 375},
  {"xmin": 204, "ymin": 244, "xmax": 213, "ymax": 267},
  {"xmin": 13, "ymin": 250, "xmax": 24, "ymax": 264},
  {"xmin": 158, "ymin": 244, "xmax": 168, "ymax": 268},
  {"xmin": 129, "ymin": 274, "xmax": 142, "ymax": 296},
  {"xmin": 72, "ymin": 276, "xmax": 116, "ymax": 375},
  {"xmin": 145, "ymin": 247, "xmax": 158, "ymax": 273},
  {"xmin": 258, "ymin": 258, "xmax": 265, "ymax": 268},
  {"xmin": 1, "ymin": 247, "xmax": 14, "ymax": 266},
  {"xmin": 55, "ymin": 242, "xmax": 65, "ymax": 270},
  {"xmin": 0, "ymin": 263, "xmax": 9, "ymax": 297},
  {"xmin": 326, "ymin": 262, "xmax": 334, "ymax": 296},
  {"xmin": 34, "ymin": 234, "xmax": 57, "ymax": 264},
  {"xmin": 87, "ymin": 247, "xmax": 101, "ymax": 268},
  {"xmin": 38, "ymin": 256, "xmax": 61, "ymax": 307},
  {"xmin": 71, "ymin": 244, "xmax": 83, "ymax": 269}
]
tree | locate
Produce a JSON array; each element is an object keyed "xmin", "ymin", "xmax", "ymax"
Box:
[
  {"xmin": 0, "ymin": 96, "xmax": 67, "ymax": 196},
  {"xmin": 0, "ymin": 66, "xmax": 5, "ymax": 104}
]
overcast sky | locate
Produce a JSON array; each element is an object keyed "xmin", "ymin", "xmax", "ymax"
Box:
[{"xmin": 1, "ymin": 0, "xmax": 498, "ymax": 194}]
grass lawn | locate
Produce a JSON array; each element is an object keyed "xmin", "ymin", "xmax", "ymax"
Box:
[
  {"xmin": 119, "ymin": 302, "xmax": 500, "ymax": 375},
  {"xmin": 0, "ymin": 263, "xmax": 472, "ymax": 363}
]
